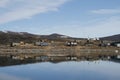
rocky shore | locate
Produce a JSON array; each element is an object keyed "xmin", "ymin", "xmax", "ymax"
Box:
[{"xmin": 0, "ymin": 46, "xmax": 119, "ymax": 57}]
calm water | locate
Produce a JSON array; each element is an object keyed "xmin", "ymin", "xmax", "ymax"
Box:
[{"xmin": 0, "ymin": 60, "xmax": 120, "ymax": 80}]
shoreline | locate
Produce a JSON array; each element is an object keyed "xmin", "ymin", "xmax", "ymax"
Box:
[
  {"xmin": 0, "ymin": 46, "xmax": 120, "ymax": 66},
  {"xmin": 0, "ymin": 46, "xmax": 119, "ymax": 56}
]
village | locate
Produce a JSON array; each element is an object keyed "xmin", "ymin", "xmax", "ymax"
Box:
[
  {"xmin": 0, "ymin": 37, "xmax": 120, "ymax": 61},
  {"xmin": 9, "ymin": 38, "xmax": 120, "ymax": 48}
]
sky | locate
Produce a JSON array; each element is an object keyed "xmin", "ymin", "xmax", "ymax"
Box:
[{"xmin": 0, "ymin": 0, "xmax": 120, "ymax": 38}]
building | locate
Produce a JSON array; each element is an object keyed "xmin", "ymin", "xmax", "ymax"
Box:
[
  {"xmin": 65, "ymin": 42, "xmax": 77, "ymax": 46},
  {"xmin": 35, "ymin": 42, "xmax": 49, "ymax": 46},
  {"xmin": 11, "ymin": 42, "xmax": 20, "ymax": 47},
  {"xmin": 10, "ymin": 41, "xmax": 25, "ymax": 47},
  {"xmin": 111, "ymin": 42, "xmax": 120, "ymax": 47}
]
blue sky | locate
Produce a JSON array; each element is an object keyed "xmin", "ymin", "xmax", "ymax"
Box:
[{"xmin": 0, "ymin": 0, "xmax": 120, "ymax": 38}]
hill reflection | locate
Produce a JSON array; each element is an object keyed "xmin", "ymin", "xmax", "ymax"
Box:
[{"xmin": 0, "ymin": 54, "xmax": 120, "ymax": 67}]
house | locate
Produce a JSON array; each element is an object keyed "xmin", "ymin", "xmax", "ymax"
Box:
[
  {"xmin": 10, "ymin": 41, "xmax": 25, "ymax": 47},
  {"xmin": 35, "ymin": 42, "xmax": 49, "ymax": 46},
  {"xmin": 11, "ymin": 42, "xmax": 20, "ymax": 47},
  {"xmin": 65, "ymin": 41, "xmax": 77, "ymax": 46},
  {"xmin": 98, "ymin": 43, "xmax": 107, "ymax": 47},
  {"xmin": 111, "ymin": 42, "xmax": 120, "ymax": 47},
  {"xmin": 98, "ymin": 40, "xmax": 113, "ymax": 47}
]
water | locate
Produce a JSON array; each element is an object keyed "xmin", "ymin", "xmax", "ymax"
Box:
[{"xmin": 0, "ymin": 60, "xmax": 120, "ymax": 80}]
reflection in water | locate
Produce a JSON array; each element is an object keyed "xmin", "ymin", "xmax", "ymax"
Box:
[
  {"xmin": 0, "ymin": 55, "xmax": 120, "ymax": 80},
  {"xmin": 0, "ymin": 55, "xmax": 120, "ymax": 66},
  {"xmin": 0, "ymin": 60, "xmax": 120, "ymax": 80}
]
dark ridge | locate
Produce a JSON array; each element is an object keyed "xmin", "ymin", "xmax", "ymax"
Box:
[
  {"xmin": 0, "ymin": 31, "xmax": 119, "ymax": 45},
  {"xmin": 100, "ymin": 34, "xmax": 120, "ymax": 41}
]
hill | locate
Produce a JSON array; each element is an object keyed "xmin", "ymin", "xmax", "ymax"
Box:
[
  {"xmin": 0, "ymin": 31, "xmax": 83, "ymax": 44},
  {"xmin": 0, "ymin": 31, "xmax": 39, "ymax": 44},
  {"xmin": 100, "ymin": 34, "xmax": 120, "ymax": 41},
  {"xmin": 0, "ymin": 31, "xmax": 119, "ymax": 45}
]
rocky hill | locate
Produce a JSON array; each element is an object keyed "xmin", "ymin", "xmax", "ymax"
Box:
[
  {"xmin": 0, "ymin": 31, "xmax": 82, "ymax": 44},
  {"xmin": 0, "ymin": 31, "xmax": 119, "ymax": 45},
  {"xmin": 100, "ymin": 34, "xmax": 120, "ymax": 41},
  {"xmin": 0, "ymin": 31, "xmax": 39, "ymax": 44}
]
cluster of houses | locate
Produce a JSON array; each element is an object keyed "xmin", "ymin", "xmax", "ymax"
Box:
[
  {"xmin": 80, "ymin": 38, "xmax": 120, "ymax": 47},
  {"xmin": 10, "ymin": 41, "xmax": 49, "ymax": 47},
  {"xmin": 10, "ymin": 39, "xmax": 120, "ymax": 48}
]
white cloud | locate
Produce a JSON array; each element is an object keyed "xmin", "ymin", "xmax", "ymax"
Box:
[
  {"xmin": 39, "ymin": 16, "xmax": 120, "ymax": 38},
  {"xmin": 0, "ymin": 0, "xmax": 69, "ymax": 24},
  {"xmin": 0, "ymin": 0, "xmax": 10, "ymax": 7},
  {"xmin": 82, "ymin": 16, "xmax": 120, "ymax": 37},
  {"xmin": 0, "ymin": 73, "xmax": 30, "ymax": 80},
  {"xmin": 91, "ymin": 9, "xmax": 120, "ymax": 14},
  {"xmin": 2, "ymin": 16, "xmax": 120, "ymax": 38}
]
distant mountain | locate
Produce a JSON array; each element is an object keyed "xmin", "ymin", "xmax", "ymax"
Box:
[
  {"xmin": 0, "ymin": 31, "xmax": 40, "ymax": 44},
  {"xmin": 40, "ymin": 33, "xmax": 70, "ymax": 39},
  {"xmin": 100, "ymin": 34, "xmax": 120, "ymax": 41},
  {"xmin": 0, "ymin": 31, "xmax": 82, "ymax": 44},
  {"xmin": 0, "ymin": 31, "xmax": 119, "ymax": 45},
  {"xmin": 40, "ymin": 33, "xmax": 85, "ymax": 40}
]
